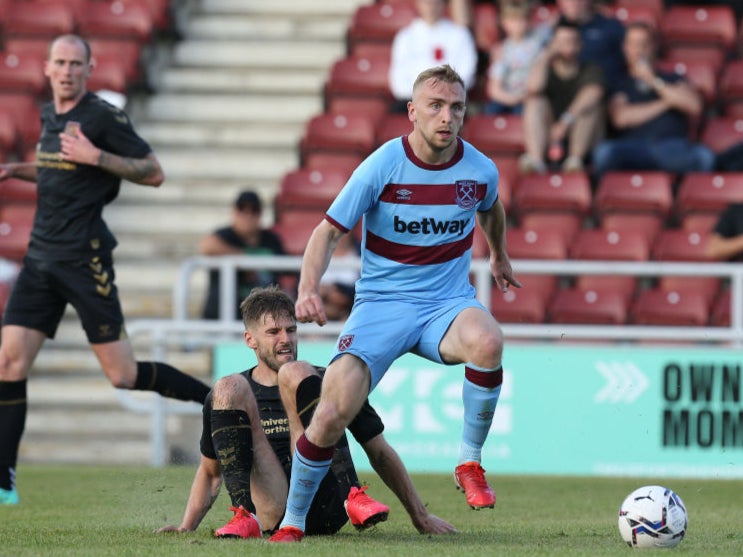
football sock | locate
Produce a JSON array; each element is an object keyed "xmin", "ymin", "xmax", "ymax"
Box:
[
  {"xmin": 295, "ymin": 375, "xmax": 360, "ymax": 487},
  {"xmin": 134, "ymin": 361, "xmax": 210, "ymax": 404},
  {"xmin": 280, "ymin": 433, "xmax": 334, "ymax": 531},
  {"xmin": 459, "ymin": 364, "xmax": 503, "ymax": 465},
  {"xmin": 211, "ymin": 409, "xmax": 256, "ymax": 513},
  {"xmin": 0, "ymin": 380, "xmax": 27, "ymax": 491}
]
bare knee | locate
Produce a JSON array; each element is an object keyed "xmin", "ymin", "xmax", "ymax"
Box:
[
  {"xmin": 277, "ymin": 360, "xmax": 317, "ymax": 394},
  {"xmin": 211, "ymin": 374, "xmax": 250, "ymax": 409},
  {"xmin": 469, "ymin": 326, "xmax": 504, "ymax": 368},
  {"xmin": 0, "ymin": 349, "xmax": 29, "ymax": 381}
]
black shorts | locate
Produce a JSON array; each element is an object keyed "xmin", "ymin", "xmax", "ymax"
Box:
[{"xmin": 3, "ymin": 254, "xmax": 125, "ymax": 343}]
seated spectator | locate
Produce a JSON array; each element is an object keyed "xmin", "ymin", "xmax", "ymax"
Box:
[
  {"xmin": 485, "ymin": 1, "xmax": 549, "ymax": 115},
  {"xmin": 707, "ymin": 203, "xmax": 743, "ymax": 261},
  {"xmin": 199, "ymin": 190, "xmax": 286, "ymax": 320},
  {"xmin": 555, "ymin": 0, "xmax": 625, "ymax": 91},
  {"xmin": 591, "ymin": 22, "xmax": 715, "ymax": 181},
  {"xmin": 319, "ymin": 232, "xmax": 361, "ymax": 321},
  {"xmin": 519, "ymin": 17, "xmax": 604, "ymax": 174},
  {"xmin": 389, "ymin": 0, "xmax": 478, "ymax": 112}
]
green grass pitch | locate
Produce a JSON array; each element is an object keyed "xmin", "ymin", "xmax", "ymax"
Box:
[{"xmin": 1, "ymin": 465, "xmax": 741, "ymax": 556}]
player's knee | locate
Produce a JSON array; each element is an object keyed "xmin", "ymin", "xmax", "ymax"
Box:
[
  {"xmin": 277, "ymin": 360, "xmax": 317, "ymax": 393},
  {"xmin": 470, "ymin": 326, "xmax": 504, "ymax": 368},
  {"xmin": 310, "ymin": 402, "xmax": 350, "ymax": 443},
  {"xmin": 211, "ymin": 374, "xmax": 249, "ymax": 408}
]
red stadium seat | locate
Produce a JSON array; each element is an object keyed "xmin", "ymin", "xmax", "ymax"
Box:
[
  {"xmin": 656, "ymin": 59, "xmax": 717, "ymax": 106},
  {"xmin": 0, "ymin": 53, "xmax": 47, "ymax": 96},
  {"xmin": 719, "ymin": 60, "xmax": 743, "ymax": 120},
  {"xmin": 680, "ymin": 212, "xmax": 719, "ymax": 233},
  {"xmin": 0, "ymin": 207, "xmax": 34, "ymax": 261},
  {"xmin": 347, "ymin": 3, "xmax": 416, "ymax": 51},
  {"xmin": 605, "ymin": 5, "xmax": 659, "ymax": 29},
  {"xmin": 350, "ymin": 41, "xmax": 393, "ymax": 60},
  {"xmin": 0, "ymin": 108, "xmax": 17, "ymax": 154},
  {"xmin": 327, "ymin": 97, "xmax": 390, "ymax": 122},
  {"xmin": 595, "ymin": 171, "xmax": 673, "ymax": 218},
  {"xmin": 664, "ymin": 45, "xmax": 725, "ymax": 77},
  {"xmin": 0, "ymin": 178, "xmax": 37, "ymax": 204},
  {"xmin": 652, "ymin": 229, "xmax": 713, "ymax": 262},
  {"xmin": 506, "ymin": 226, "xmax": 568, "ymax": 260},
  {"xmin": 699, "ymin": 117, "xmax": 743, "ymax": 153},
  {"xmin": 519, "ymin": 212, "xmax": 582, "ymax": 245},
  {"xmin": 461, "ymin": 114, "xmax": 524, "ymax": 157},
  {"xmin": 0, "ymin": 94, "xmax": 41, "ymax": 154},
  {"xmin": 2, "ymin": 0, "xmax": 76, "ymax": 39},
  {"xmin": 570, "ymin": 229, "xmax": 650, "ymax": 261},
  {"xmin": 601, "ymin": 213, "xmax": 664, "ymax": 245},
  {"xmin": 615, "ymin": 0, "xmax": 663, "ymax": 17},
  {"xmin": 271, "ymin": 210, "xmax": 326, "ymax": 256},
  {"xmin": 300, "ymin": 113, "xmax": 377, "ymax": 165},
  {"xmin": 76, "ymin": 0, "xmax": 154, "ymax": 42},
  {"xmin": 324, "ymin": 55, "xmax": 393, "ymax": 107},
  {"xmin": 89, "ymin": 38, "xmax": 143, "ymax": 84},
  {"xmin": 630, "ymin": 288, "xmax": 710, "ymax": 326},
  {"xmin": 274, "ymin": 166, "xmax": 351, "ymax": 216},
  {"xmin": 710, "ymin": 288, "xmax": 730, "ymax": 327},
  {"xmin": 375, "ymin": 113, "xmax": 412, "ymax": 147},
  {"xmin": 491, "ymin": 286, "xmax": 548, "ymax": 324},
  {"xmin": 574, "ymin": 275, "xmax": 638, "ymax": 304},
  {"xmin": 549, "ymin": 288, "xmax": 628, "ymax": 325},
  {"xmin": 87, "ymin": 53, "xmax": 129, "ymax": 94},
  {"xmin": 513, "ymin": 172, "xmax": 592, "ymax": 216},
  {"xmin": 658, "ymin": 276, "xmax": 720, "ymax": 306},
  {"xmin": 303, "ymin": 152, "xmax": 364, "ymax": 174},
  {"xmin": 473, "ymin": 2, "xmax": 500, "ymax": 51},
  {"xmin": 675, "ymin": 172, "xmax": 743, "ymax": 217},
  {"xmin": 660, "ymin": 5, "xmax": 737, "ymax": 54}
]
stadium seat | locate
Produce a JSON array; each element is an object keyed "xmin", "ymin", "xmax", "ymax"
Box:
[
  {"xmin": 274, "ymin": 166, "xmax": 351, "ymax": 216},
  {"xmin": 76, "ymin": 0, "xmax": 154, "ymax": 42},
  {"xmin": 0, "ymin": 177, "xmax": 37, "ymax": 203},
  {"xmin": 471, "ymin": 225, "xmax": 489, "ymax": 259},
  {"xmin": 0, "ymin": 53, "xmax": 47, "ymax": 96},
  {"xmin": 491, "ymin": 286, "xmax": 548, "ymax": 324},
  {"xmin": 658, "ymin": 276, "xmax": 720, "ymax": 306},
  {"xmin": 473, "ymin": 2, "xmax": 500, "ymax": 52},
  {"xmin": 87, "ymin": 53, "xmax": 129, "ymax": 94},
  {"xmin": 655, "ymin": 59, "xmax": 717, "ymax": 106},
  {"xmin": 0, "ymin": 94, "xmax": 41, "ymax": 154},
  {"xmin": 660, "ymin": 5, "xmax": 737, "ymax": 55},
  {"xmin": 570, "ymin": 229, "xmax": 650, "ymax": 261},
  {"xmin": 664, "ymin": 45, "xmax": 725, "ymax": 78},
  {"xmin": 630, "ymin": 288, "xmax": 709, "ymax": 326},
  {"xmin": 89, "ymin": 38, "xmax": 143, "ymax": 84},
  {"xmin": 347, "ymin": 2, "xmax": 416, "ymax": 52},
  {"xmin": 0, "ymin": 207, "xmax": 34, "ymax": 261},
  {"xmin": 271, "ymin": 210, "xmax": 326, "ymax": 256},
  {"xmin": 600, "ymin": 213, "xmax": 664, "ymax": 245},
  {"xmin": 652, "ymin": 229, "xmax": 712, "ymax": 262},
  {"xmin": 327, "ymin": 97, "xmax": 390, "ymax": 122},
  {"xmin": 0, "ymin": 280, "xmax": 11, "ymax": 317},
  {"xmin": 709, "ymin": 288, "xmax": 730, "ymax": 327},
  {"xmin": 605, "ymin": 5, "xmax": 659, "ymax": 29},
  {"xmin": 2, "ymin": 0, "xmax": 76, "ymax": 39},
  {"xmin": 349, "ymin": 40, "xmax": 393, "ymax": 60},
  {"xmin": 461, "ymin": 114, "xmax": 524, "ymax": 157},
  {"xmin": 324, "ymin": 55, "xmax": 393, "ymax": 108},
  {"xmin": 699, "ymin": 117, "xmax": 743, "ymax": 153},
  {"xmin": 0, "ymin": 108, "xmax": 17, "ymax": 154},
  {"xmin": 375, "ymin": 113, "xmax": 412, "ymax": 147},
  {"xmin": 513, "ymin": 172, "xmax": 592, "ymax": 216},
  {"xmin": 506, "ymin": 226, "xmax": 568, "ymax": 260},
  {"xmin": 303, "ymin": 152, "xmax": 364, "ymax": 175},
  {"xmin": 519, "ymin": 212, "xmax": 582, "ymax": 245},
  {"xmin": 680, "ymin": 212, "xmax": 719, "ymax": 233},
  {"xmin": 719, "ymin": 60, "xmax": 743, "ymax": 119},
  {"xmin": 300, "ymin": 113, "xmax": 377, "ymax": 165},
  {"xmin": 594, "ymin": 171, "xmax": 673, "ymax": 218},
  {"xmin": 549, "ymin": 288, "xmax": 629, "ymax": 325},
  {"xmin": 675, "ymin": 172, "xmax": 743, "ymax": 217},
  {"xmin": 574, "ymin": 275, "xmax": 638, "ymax": 304}
]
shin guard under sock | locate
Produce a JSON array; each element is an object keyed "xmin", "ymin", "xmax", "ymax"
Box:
[
  {"xmin": 459, "ymin": 365, "xmax": 503, "ymax": 464},
  {"xmin": 0, "ymin": 380, "xmax": 27, "ymax": 490},
  {"xmin": 211, "ymin": 409, "xmax": 256, "ymax": 513},
  {"xmin": 134, "ymin": 361, "xmax": 210, "ymax": 404}
]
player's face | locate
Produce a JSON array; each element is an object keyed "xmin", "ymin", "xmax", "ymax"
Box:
[
  {"xmin": 249, "ymin": 313, "xmax": 298, "ymax": 372},
  {"xmin": 409, "ymin": 78, "xmax": 466, "ymax": 157},
  {"xmin": 44, "ymin": 37, "xmax": 90, "ymax": 105}
]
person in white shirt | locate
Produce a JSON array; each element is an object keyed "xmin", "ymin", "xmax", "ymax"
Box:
[{"xmin": 389, "ymin": 0, "xmax": 478, "ymax": 111}]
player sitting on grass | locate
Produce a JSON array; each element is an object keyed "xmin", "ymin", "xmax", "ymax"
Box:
[{"xmin": 156, "ymin": 286, "xmax": 453, "ymax": 538}]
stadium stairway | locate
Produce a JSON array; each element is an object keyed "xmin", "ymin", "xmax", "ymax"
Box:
[{"xmin": 20, "ymin": 0, "xmax": 365, "ymax": 466}]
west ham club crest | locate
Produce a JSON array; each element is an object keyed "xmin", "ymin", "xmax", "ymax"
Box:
[
  {"xmin": 338, "ymin": 334, "xmax": 354, "ymax": 351},
  {"xmin": 455, "ymin": 180, "xmax": 478, "ymax": 209}
]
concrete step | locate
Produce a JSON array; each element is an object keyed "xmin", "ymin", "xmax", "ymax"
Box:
[
  {"xmin": 198, "ymin": 0, "xmax": 365, "ymax": 17},
  {"xmin": 152, "ymin": 67, "xmax": 325, "ymax": 96},
  {"xmin": 171, "ymin": 40, "xmax": 344, "ymax": 70},
  {"xmin": 136, "ymin": 120, "xmax": 304, "ymax": 149},
  {"xmin": 184, "ymin": 14, "xmax": 349, "ymax": 41}
]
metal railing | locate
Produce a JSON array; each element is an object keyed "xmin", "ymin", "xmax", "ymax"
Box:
[{"xmin": 119, "ymin": 255, "xmax": 743, "ymax": 465}]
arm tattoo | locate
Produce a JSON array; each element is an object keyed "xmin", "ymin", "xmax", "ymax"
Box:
[{"xmin": 98, "ymin": 150, "xmax": 156, "ymax": 183}]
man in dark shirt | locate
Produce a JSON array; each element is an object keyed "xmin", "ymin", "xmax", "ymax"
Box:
[
  {"xmin": 156, "ymin": 287, "xmax": 454, "ymax": 538},
  {"xmin": 591, "ymin": 22, "xmax": 715, "ymax": 180},
  {"xmin": 707, "ymin": 204, "xmax": 743, "ymax": 262},
  {"xmin": 0, "ymin": 34, "xmax": 210, "ymax": 506}
]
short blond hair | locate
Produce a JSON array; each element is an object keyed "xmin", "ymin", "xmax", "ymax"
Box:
[{"xmin": 412, "ymin": 64, "xmax": 465, "ymax": 96}]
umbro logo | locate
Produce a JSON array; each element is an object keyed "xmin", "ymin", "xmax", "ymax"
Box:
[{"xmin": 396, "ymin": 188, "xmax": 412, "ymax": 201}]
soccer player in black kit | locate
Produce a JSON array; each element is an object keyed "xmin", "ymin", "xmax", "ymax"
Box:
[
  {"xmin": 0, "ymin": 34, "xmax": 210, "ymax": 506},
  {"xmin": 156, "ymin": 287, "xmax": 453, "ymax": 538}
]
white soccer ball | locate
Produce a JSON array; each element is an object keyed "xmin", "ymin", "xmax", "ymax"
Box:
[{"xmin": 618, "ymin": 485, "xmax": 687, "ymax": 549}]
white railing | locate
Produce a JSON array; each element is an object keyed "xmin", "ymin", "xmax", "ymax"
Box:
[{"xmin": 120, "ymin": 255, "xmax": 743, "ymax": 465}]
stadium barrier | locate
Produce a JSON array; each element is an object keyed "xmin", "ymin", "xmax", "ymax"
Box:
[{"xmin": 119, "ymin": 255, "xmax": 743, "ymax": 466}]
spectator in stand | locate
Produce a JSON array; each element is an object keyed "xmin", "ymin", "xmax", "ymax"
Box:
[
  {"xmin": 519, "ymin": 17, "xmax": 604, "ymax": 174},
  {"xmin": 484, "ymin": 1, "xmax": 549, "ymax": 115},
  {"xmin": 389, "ymin": 0, "xmax": 478, "ymax": 112},
  {"xmin": 199, "ymin": 190, "xmax": 286, "ymax": 320},
  {"xmin": 555, "ymin": 0, "xmax": 625, "ymax": 91},
  {"xmin": 591, "ymin": 22, "xmax": 714, "ymax": 181},
  {"xmin": 707, "ymin": 204, "xmax": 743, "ymax": 262}
]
